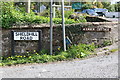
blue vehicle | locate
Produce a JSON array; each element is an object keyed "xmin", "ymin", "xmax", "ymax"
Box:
[
  {"xmin": 82, "ymin": 9, "xmax": 98, "ymax": 16},
  {"xmin": 92, "ymin": 8, "xmax": 108, "ymax": 16},
  {"xmin": 81, "ymin": 8, "xmax": 108, "ymax": 16},
  {"xmin": 92, "ymin": 8, "xmax": 108, "ymax": 12}
]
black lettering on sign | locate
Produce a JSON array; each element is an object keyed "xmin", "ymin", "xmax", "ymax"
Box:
[
  {"xmin": 30, "ymin": 36, "xmax": 33, "ymax": 40},
  {"xmin": 28, "ymin": 32, "xmax": 31, "ymax": 36},
  {"xmin": 26, "ymin": 36, "xmax": 30, "ymax": 40},
  {"xmin": 20, "ymin": 37, "xmax": 33, "ymax": 40},
  {"xmin": 20, "ymin": 37, "xmax": 23, "ymax": 40},
  {"xmin": 14, "ymin": 32, "xmax": 39, "ymax": 40},
  {"xmin": 82, "ymin": 27, "xmax": 111, "ymax": 32},
  {"xmin": 31, "ymin": 32, "xmax": 34, "ymax": 36},
  {"xmin": 15, "ymin": 32, "xmax": 19, "ymax": 36},
  {"xmin": 34, "ymin": 32, "xmax": 36, "ymax": 36}
]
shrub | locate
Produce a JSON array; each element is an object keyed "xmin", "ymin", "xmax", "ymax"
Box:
[
  {"xmin": 40, "ymin": 9, "xmax": 74, "ymax": 18},
  {"xmin": 64, "ymin": 9, "xmax": 74, "ymax": 18},
  {"xmin": 55, "ymin": 10, "xmax": 62, "ymax": 18},
  {"xmin": 68, "ymin": 13, "xmax": 87, "ymax": 23},
  {"xmin": 1, "ymin": 2, "xmax": 86, "ymax": 28},
  {"xmin": 60, "ymin": 52, "xmax": 69, "ymax": 58},
  {"xmin": 40, "ymin": 54, "xmax": 51, "ymax": 63},
  {"xmin": 78, "ymin": 16, "xmax": 87, "ymax": 22},
  {"xmin": 53, "ymin": 55, "xmax": 66, "ymax": 61},
  {"xmin": 67, "ymin": 43, "xmax": 95, "ymax": 58},
  {"xmin": 97, "ymin": 40, "xmax": 113, "ymax": 48},
  {"xmin": 65, "ymin": 18, "xmax": 77, "ymax": 24},
  {"xmin": 39, "ymin": 49, "xmax": 49, "ymax": 55},
  {"xmin": 53, "ymin": 18, "xmax": 78, "ymax": 24},
  {"xmin": 109, "ymin": 49, "xmax": 118, "ymax": 53},
  {"xmin": 0, "ymin": 2, "xmax": 17, "ymax": 28},
  {"xmin": 1, "ymin": 43, "xmax": 96, "ymax": 66},
  {"xmin": 39, "ymin": 9, "xmax": 50, "ymax": 17}
]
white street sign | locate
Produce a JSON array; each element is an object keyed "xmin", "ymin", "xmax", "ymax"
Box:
[{"xmin": 14, "ymin": 32, "xmax": 39, "ymax": 40}]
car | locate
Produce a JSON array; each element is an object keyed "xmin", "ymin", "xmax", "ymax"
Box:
[
  {"xmin": 81, "ymin": 9, "xmax": 98, "ymax": 16},
  {"xmin": 104, "ymin": 12, "xmax": 120, "ymax": 18},
  {"xmin": 80, "ymin": 8, "xmax": 108, "ymax": 16},
  {"xmin": 92, "ymin": 8, "xmax": 108, "ymax": 16}
]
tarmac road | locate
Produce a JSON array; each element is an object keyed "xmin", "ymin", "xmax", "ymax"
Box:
[
  {"xmin": 0, "ymin": 51, "xmax": 118, "ymax": 78},
  {"xmin": 106, "ymin": 18, "xmax": 119, "ymax": 22}
]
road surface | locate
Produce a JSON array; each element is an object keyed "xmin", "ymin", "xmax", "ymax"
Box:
[
  {"xmin": 105, "ymin": 18, "xmax": 119, "ymax": 22},
  {"xmin": 0, "ymin": 51, "xmax": 118, "ymax": 78}
]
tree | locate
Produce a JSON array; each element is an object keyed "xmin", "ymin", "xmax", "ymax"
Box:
[
  {"xmin": 82, "ymin": 3, "xmax": 93, "ymax": 10},
  {"xmin": 107, "ymin": 4, "xmax": 115, "ymax": 12},
  {"xmin": 94, "ymin": 2, "xmax": 103, "ymax": 8},
  {"xmin": 101, "ymin": 2, "xmax": 111, "ymax": 8},
  {"xmin": 114, "ymin": 3, "xmax": 120, "ymax": 12},
  {"xmin": 101, "ymin": 2, "xmax": 115, "ymax": 11}
]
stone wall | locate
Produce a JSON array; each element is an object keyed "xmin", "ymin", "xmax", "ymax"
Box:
[{"xmin": 1, "ymin": 22, "xmax": 119, "ymax": 56}]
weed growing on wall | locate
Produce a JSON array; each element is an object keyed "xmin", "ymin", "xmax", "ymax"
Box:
[{"xmin": 102, "ymin": 40, "xmax": 112, "ymax": 47}]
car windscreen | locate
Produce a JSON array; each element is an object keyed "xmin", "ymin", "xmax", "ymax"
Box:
[
  {"xmin": 82, "ymin": 9, "xmax": 95, "ymax": 14},
  {"xmin": 87, "ymin": 10, "xmax": 96, "ymax": 14}
]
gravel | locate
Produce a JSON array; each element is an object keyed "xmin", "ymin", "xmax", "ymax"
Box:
[{"xmin": 0, "ymin": 51, "xmax": 118, "ymax": 78}]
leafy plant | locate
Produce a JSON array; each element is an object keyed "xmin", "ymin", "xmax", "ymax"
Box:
[
  {"xmin": 39, "ymin": 49, "xmax": 49, "ymax": 55},
  {"xmin": 64, "ymin": 9, "xmax": 74, "ymax": 18},
  {"xmin": 102, "ymin": 40, "xmax": 112, "ymax": 47},
  {"xmin": 1, "ymin": 43, "xmax": 96, "ymax": 66},
  {"xmin": 1, "ymin": 2, "xmax": 87, "ymax": 28},
  {"xmin": 109, "ymin": 49, "xmax": 118, "ymax": 53}
]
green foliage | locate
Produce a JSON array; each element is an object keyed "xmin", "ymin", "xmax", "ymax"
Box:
[
  {"xmin": 107, "ymin": 5, "xmax": 115, "ymax": 12},
  {"xmin": 114, "ymin": 3, "xmax": 120, "ymax": 12},
  {"xmin": 64, "ymin": 9, "xmax": 74, "ymax": 18},
  {"xmin": 39, "ymin": 49, "xmax": 49, "ymax": 55},
  {"xmin": 97, "ymin": 40, "xmax": 112, "ymax": 48},
  {"xmin": 40, "ymin": 54, "xmax": 51, "ymax": 62},
  {"xmin": 65, "ymin": 18, "xmax": 77, "ymax": 24},
  {"xmin": 60, "ymin": 52, "xmax": 69, "ymax": 58},
  {"xmin": 0, "ymin": 2, "xmax": 17, "ymax": 28},
  {"xmin": 0, "ymin": 2, "xmax": 85, "ymax": 28},
  {"xmin": 94, "ymin": 2, "xmax": 103, "ymax": 8},
  {"xmin": 40, "ymin": 9, "xmax": 74, "ymax": 18},
  {"xmin": 39, "ymin": 9, "xmax": 50, "ymax": 17},
  {"xmin": 102, "ymin": 40, "xmax": 112, "ymax": 47},
  {"xmin": 101, "ymin": 2, "xmax": 115, "ymax": 12},
  {"xmin": 102, "ymin": 2, "xmax": 111, "ymax": 8},
  {"xmin": 67, "ymin": 43, "xmax": 95, "ymax": 58},
  {"xmin": 52, "ymin": 55, "xmax": 66, "ymax": 61},
  {"xmin": 52, "ymin": 18, "xmax": 80, "ymax": 24},
  {"xmin": 109, "ymin": 49, "xmax": 118, "ymax": 53},
  {"xmin": 80, "ymin": 2, "xmax": 117, "ymax": 12},
  {"xmin": 55, "ymin": 10, "xmax": 62, "ymax": 18},
  {"xmin": 1, "ymin": 2, "xmax": 87, "ymax": 28},
  {"xmin": 78, "ymin": 16, "xmax": 87, "ymax": 22},
  {"xmin": 1, "ymin": 43, "xmax": 96, "ymax": 66},
  {"xmin": 68, "ymin": 13, "xmax": 87, "ymax": 23},
  {"xmin": 82, "ymin": 4, "xmax": 93, "ymax": 10}
]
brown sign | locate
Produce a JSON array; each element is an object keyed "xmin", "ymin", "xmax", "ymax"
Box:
[{"xmin": 81, "ymin": 27, "xmax": 111, "ymax": 32}]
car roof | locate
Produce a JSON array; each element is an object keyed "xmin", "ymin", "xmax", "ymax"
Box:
[{"xmin": 92, "ymin": 8, "xmax": 108, "ymax": 12}]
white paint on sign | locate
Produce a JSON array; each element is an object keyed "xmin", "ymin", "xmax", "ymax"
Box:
[{"xmin": 14, "ymin": 32, "xmax": 39, "ymax": 40}]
